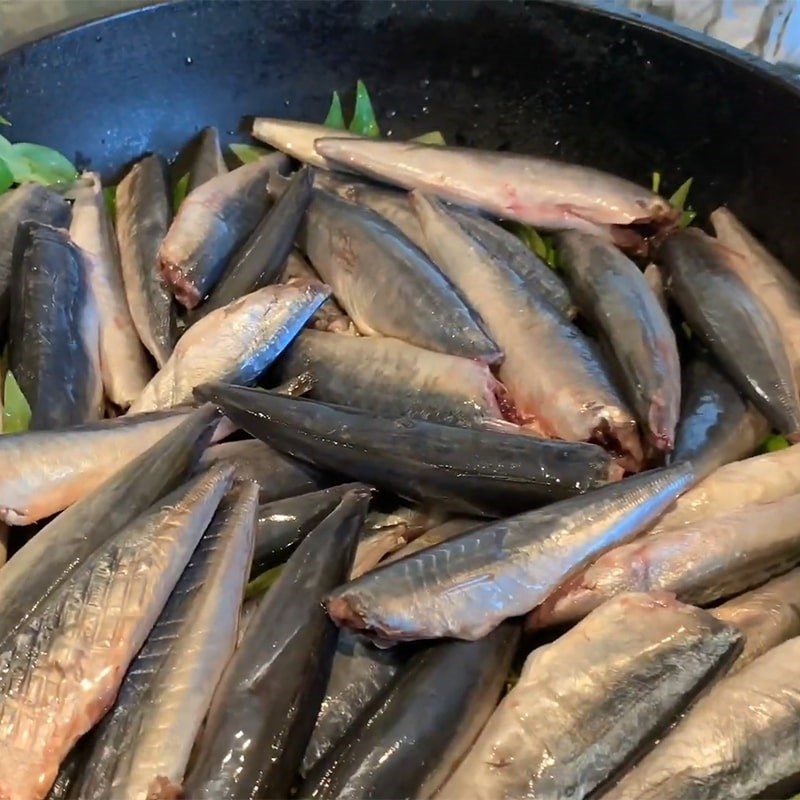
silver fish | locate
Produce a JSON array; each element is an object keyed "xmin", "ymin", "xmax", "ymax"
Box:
[
  {"xmin": 275, "ymin": 329, "xmax": 509, "ymax": 428},
  {"xmin": 412, "ymin": 192, "xmax": 641, "ymax": 467},
  {"xmin": 712, "ymin": 568, "xmax": 800, "ymax": 673},
  {"xmin": 252, "ymin": 118, "xmax": 361, "ymax": 170},
  {"xmin": 556, "ymin": 230, "xmax": 681, "ymax": 451},
  {"xmin": 381, "ymin": 518, "xmax": 481, "ymax": 566},
  {"xmin": 300, "ymin": 188, "xmax": 501, "ymax": 363},
  {"xmin": 605, "ymin": 636, "xmax": 800, "ymax": 800},
  {"xmin": 129, "ymin": 280, "xmax": 328, "ymax": 412},
  {"xmin": 116, "ymin": 153, "xmax": 176, "ymax": 367},
  {"xmin": 314, "ymin": 137, "xmax": 676, "ymax": 235},
  {"xmin": 0, "ymin": 463, "xmax": 232, "ymax": 800},
  {"xmin": 70, "ymin": 171, "xmax": 153, "ymax": 408},
  {"xmin": 441, "ymin": 593, "xmax": 741, "ymax": 800},
  {"xmin": 529, "ymin": 492, "xmax": 800, "ymax": 629},
  {"xmin": 73, "ymin": 480, "xmax": 256, "ymax": 800},
  {"xmin": 326, "ymin": 461, "xmax": 697, "ymax": 642},
  {"xmin": 660, "ymin": 227, "xmax": 800, "ymax": 434},
  {"xmin": 187, "ymin": 126, "xmax": 228, "ymax": 193}
]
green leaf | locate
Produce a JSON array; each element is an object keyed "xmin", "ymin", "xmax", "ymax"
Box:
[
  {"xmin": 323, "ymin": 90, "xmax": 347, "ymax": 130},
  {"xmin": 7, "ymin": 142, "xmax": 77, "ymax": 185},
  {"xmin": 229, "ymin": 143, "xmax": 271, "ymax": 165},
  {"xmin": 679, "ymin": 209, "xmax": 696, "ymax": 228},
  {"xmin": 669, "ymin": 177, "xmax": 693, "ymax": 211},
  {"xmin": 505, "ymin": 222, "xmax": 559, "ymax": 268},
  {"xmin": 0, "ymin": 115, "xmax": 10, "ymax": 127},
  {"xmin": 173, "ymin": 172, "xmax": 190, "ymax": 213},
  {"xmin": 245, "ymin": 564, "xmax": 283, "ymax": 599},
  {"xmin": 103, "ymin": 185, "xmax": 116, "ymax": 223},
  {"xmin": 349, "ymin": 80, "xmax": 380, "ymax": 137},
  {"xmin": 651, "ymin": 171, "xmax": 661, "ymax": 194},
  {"xmin": 762, "ymin": 434, "xmax": 791, "ymax": 453},
  {"xmin": 3, "ymin": 371, "xmax": 31, "ymax": 434},
  {"xmin": 0, "ymin": 158, "xmax": 12, "ymax": 195},
  {"xmin": 412, "ymin": 131, "xmax": 446, "ymax": 146},
  {"xmin": 680, "ymin": 321, "xmax": 693, "ymax": 340}
]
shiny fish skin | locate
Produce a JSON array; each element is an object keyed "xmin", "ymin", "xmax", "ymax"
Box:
[
  {"xmin": 70, "ymin": 171, "xmax": 153, "ymax": 408},
  {"xmin": 74, "ymin": 481, "xmax": 256, "ymax": 800},
  {"xmin": 412, "ymin": 192, "xmax": 641, "ymax": 467},
  {"xmin": 301, "ymin": 629, "xmax": 406, "ymax": 777},
  {"xmin": 670, "ymin": 356, "xmax": 768, "ymax": 467},
  {"xmin": 300, "ymin": 188, "xmax": 501, "ymax": 363},
  {"xmin": 0, "ymin": 464, "xmax": 232, "ymax": 800},
  {"xmin": 605, "ymin": 637, "xmax": 800, "ymax": 800},
  {"xmin": 252, "ymin": 117, "xmax": 361, "ymax": 170},
  {"xmin": 159, "ymin": 155, "xmax": 285, "ymax": 309},
  {"xmin": 116, "ymin": 154, "xmax": 176, "ymax": 367},
  {"xmin": 556, "ymin": 230, "xmax": 681, "ymax": 451},
  {"xmin": 0, "ymin": 406, "xmax": 218, "ymax": 647},
  {"xmin": 198, "ymin": 437, "xmax": 328, "ymax": 503},
  {"xmin": 452, "ymin": 209, "xmax": 575, "ymax": 319},
  {"xmin": 0, "ymin": 184, "xmax": 71, "ymax": 333},
  {"xmin": 130, "ymin": 280, "xmax": 328, "ymax": 412},
  {"xmin": 194, "ymin": 383, "xmax": 621, "ymax": 518},
  {"xmin": 314, "ymin": 137, "xmax": 676, "ymax": 234},
  {"xmin": 8, "ymin": 221, "xmax": 102, "ymax": 429},
  {"xmin": 181, "ymin": 488, "xmax": 370, "ymax": 800},
  {"xmin": 0, "ymin": 408, "xmax": 200, "ymax": 525},
  {"xmin": 252, "ymin": 483, "xmax": 366, "ymax": 575},
  {"xmin": 326, "ymin": 461, "xmax": 696, "ymax": 643},
  {"xmin": 187, "ymin": 126, "xmax": 228, "ymax": 193},
  {"xmin": 529, "ymin": 492, "xmax": 800, "ymax": 629},
  {"xmin": 381, "ymin": 517, "xmax": 481, "ymax": 566},
  {"xmin": 302, "ymin": 623, "xmax": 519, "ymax": 800},
  {"xmin": 711, "ymin": 568, "xmax": 800, "ymax": 674},
  {"xmin": 660, "ymin": 227, "xmax": 800, "ymax": 434},
  {"xmin": 441, "ymin": 594, "xmax": 741, "ymax": 800},
  {"xmin": 199, "ymin": 166, "xmax": 314, "ymax": 317},
  {"xmin": 275, "ymin": 329, "xmax": 507, "ymax": 428}
]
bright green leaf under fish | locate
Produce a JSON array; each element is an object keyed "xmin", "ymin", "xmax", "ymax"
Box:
[
  {"xmin": 763, "ymin": 434, "xmax": 791, "ymax": 453},
  {"xmin": 349, "ymin": 79, "xmax": 380, "ymax": 137},
  {"xmin": 229, "ymin": 142, "xmax": 271, "ymax": 165},
  {"xmin": 0, "ymin": 158, "xmax": 13, "ymax": 195},
  {"xmin": 324, "ymin": 90, "xmax": 347, "ymax": 130},
  {"xmin": 172, "ymin": 172, "xmax": 190, "ymax": 213},
  {"xmin": 651, "ymin": 171, "xmax": 661, "ymax": 194},
  {"xmin": 1, "ymin": 140, "xmax": 77, "ymax": 185},
  {"xmin": 3, "ymin": 371, "xmax": 31, "ymax": 434},
  {"xmin": 669, "ymin": 177, "xmax": 693, "ymax": 211},
  {"xmin": 103, "ymin": 185, "xmax": 116, "ymax": 223},
  {"xmin": 0, "ymin": 115, "xmax": 10, "ymax": 127},
  {"xmin": 505, "ymin": 221, "xmax": 558, "ymax": 269},
  {"xmin": 412, "ymin": 131, "xmax": 446, "ymax": 146},
  {"xmin": 245, "ymin": 564, "xmax": 284, "ymax": 599}
]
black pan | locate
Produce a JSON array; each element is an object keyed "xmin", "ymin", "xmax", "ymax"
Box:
[{"xmin": 0, "ymin": 0, "xmax": 797, "ymax": 265}]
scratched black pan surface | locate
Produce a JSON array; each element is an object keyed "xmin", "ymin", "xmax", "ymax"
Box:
[{"xmin": 0, "ymin": 0, "xmax": 798, "ymax": 269}]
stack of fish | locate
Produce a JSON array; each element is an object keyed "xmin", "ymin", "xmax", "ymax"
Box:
[{"xmin": 0, "ymin": 115, "xmax": 798, "ymax": 800}]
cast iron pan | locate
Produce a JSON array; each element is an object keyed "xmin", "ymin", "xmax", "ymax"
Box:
[{"xmin": 0, "ymin": 0, "xmax": 797, "ymax": 263}]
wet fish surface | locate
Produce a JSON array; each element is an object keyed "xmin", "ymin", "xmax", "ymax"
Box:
[
  {"xmin": 274, "ymin": 329, "xmax": 508, "ymax": 428},
  {"xmin": 441, "ymin": 593, "xmax": 742, "ymax": 800},
  {"xmin": 182, "ymin": 488, "xmax": 370, "ymax": 800},
  {"xmin": 302, "ymin": 623, "xmax": 520, "ymax": 800},
  {"xmin": 0, "ymin": 183, "xmax": 71, "ymax": 333},
  {"xmin": 0, "ymin": 464, "xmax": 232, "ymax": 800},
  {"xmin": 187, "ymin": 126, "xmax": 228, "ymax": 193},
  {"xmin": 412, "ymin": 192, "xmax": 641, "ymax": 467},
  {"xmin": 556, "ymin": 230, "xmax": 681, "ymax": 451},
  {"xmin": 195, "ymin": 383, "xmax": 622, "ymax": 517},
  {"xmin": 159, "ymin": 155, "xmax": 285, "ymax": 308},
  {"xmin": 605, "ymin": 636, "xmax": 800, "ymax": 800},
  {"xmin": 199, "ymin": 166, "xmax": 314, "ymax": 316},
  {"xmin": 326, "ymin": 460, "xmax": 696, "ymax": 642},
  {"xmin": 130, "ymin": 280, "xmax": 328, "ymax": 412},
  {"xmin": 116, "ymin": 153, "xmax": 176, "ymax": 367},
  {"xmin": 8, "ymin": 221, "xmax": 102, "ymax": 429},
  {"xmin": 252, "ymin": 118, "xmax": 362, "ymax": 170},
  {"xmin": 381, "ymin": 517, "xmax": 482, "ymax": 565},
  {"xmin": 300, "ymin": 188, "xmax": 501, "ymax": 363},
  {"xmin": 71, "ymin": 171, "xmax": 153, "ymax": 408},
  {"xmin": 73, "ymin": 480, "xmax": 256, "ymax": 800},
  {"xmin": 660, "ymin": 227, "xmax": 800, "ymax": 434},
  {"xmin": 529, "ymin": 491, "xmax": 800, "ymax": 629},
  {"xmin": 314, "ymin": 137, "xmax": 676, "ymax": 236}
]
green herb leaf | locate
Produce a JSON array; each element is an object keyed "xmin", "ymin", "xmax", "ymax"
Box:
[
  {"xmin": 229, "ymin": 143, "xmax": 271, "ymax": 165},
  {"xmin": 505, "ymin": 222, "xmax": 559, "ymax": 268},
  {"xmin": 679, "ymin": 209, "xmax": 696, "ymax": 228},
  {"xmin": 6, "ymin": 142, "xmax": 77, "ymax": 185},
  {"xmin": 680, "ymin": 321, "xmax": 693, "ymax": 340},
  {"xmin": 349, "ymin": 80, "xmax": 380, "ymax": 137},
  {"xmin": 651, "ymin": 171, "xmax": 661, "ymax": 194},
  {"xmin": 669, "ymin": 177, "xmax": 693, "ymax": 211},
  {"xmin": 0, "ymin": 115, "xmax": 10, "ymax": 127},
  {"xmin": 324, "ymin": 90, "xmax": 347, "ymax": 130},
  {"xmin": 103, "ymin": 185, "xmax": 116, "ymax": 223},
  {"xmin": 172, "ymin": 172, "xmax": 190, "ymax": 213},
  {"xmin": 762, "ymin": 434, "xmax": 791, "ymax": 453},
  {"xmin": 245, "ymin": 564, "xmax": 283, "ymax": 599},
  {"xmin": 3, "ymin": 371, "xmax": 31, "ymax": 434},
  {"xmin": 0, "ymin": 158, "xmax": 13, "ymax": 195},
  {"xmin": 412, "ymin": 131, "xmax": 446, "ymax": 146}
]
